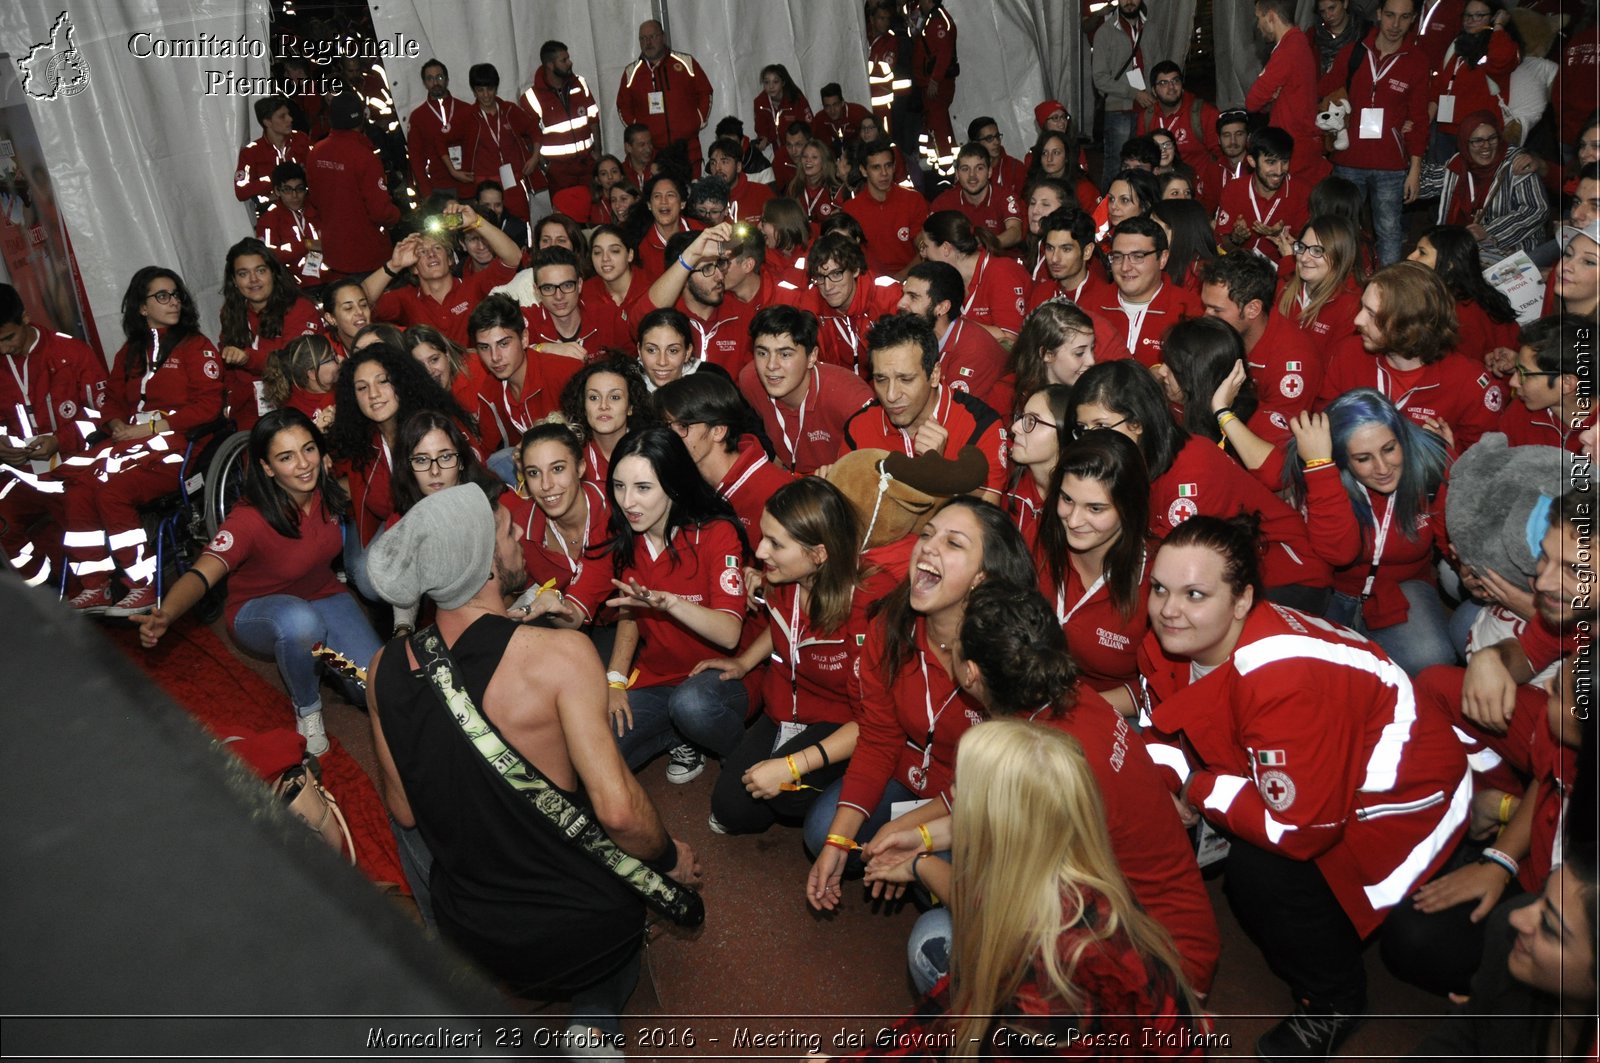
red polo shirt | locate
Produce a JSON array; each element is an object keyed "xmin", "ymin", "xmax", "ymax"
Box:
[
  {"xmin": 809, "ymin": 273, "xmax": 904, "ymax": 375},
  {"xmin": 473, "ymin": 349, "xmax": 582, "ymax": 454},
  {"xmin": 1249, "ymin": 309, "xmax": 1324, "ymax": 419},
  {"xmin": 714, "ymin": 434, "xmax": 793, "ymax": 536},
  {"xmin": 1214, "ymin": 174, "xmax": 1312, "ymax": 260},
  {"xmin": 521, "ymin": 304, "xmax": 632, "ymax": 357},
  {"xmin": 1090, "ymin": 283, "xmax": 1203, "ymax": 366},
  {"xmin": 930, "ymin": 184, "xmax": 1022, "ymax": 248},
  {"xmin": 842, "ymin": 386, "xmax": 1009, "ymax": 494},
  {"xmin": 504, "ymin": 480, "xmax": 615, "ymax": 623},
  {"xmin": 937, "ymin": 318, "xmax": 1007, "ymax": 401},
  {"xmin": 738, "ymin": 362, "xmax": 872, "ymax": 474},
  {"xmin": 372, "ymin": 259, "xmax": 516, "ymax": 349},
  {"xmin": 622, "ymin": 520, "xmax": 748, "ymax": 688},
  {"xmin": 960, "ymin": 250, "xmax": 1029, "ymax": 337},
  {"xmin": 843, "ymin": 185, "xmax": 930, "ymax": 277}
]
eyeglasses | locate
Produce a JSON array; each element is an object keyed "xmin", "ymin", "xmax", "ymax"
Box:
[
  {"xmin": 278, "ymin": 183, "xmax": 308, "ymax": 193},
  {"xmin": 1014, "ymin": 412, "xmax": 1057, "ymax": 433},
  {"xmin": 1153, "ymin": 78, "xmax": 1183, "ymax": 89},
  {"xmin": 146, "ymin": 289, "xmax": 181, "ymax": 304},
  {"xmin": 812, "ymin": 267, "xmax": 853, "ymax": 285},
  {"xmin": 1107, "ymin": 250, "xmax": 1157, "ymax": 267},
  {"xmin": 537, "ymin": 279, "xmax": 580, "ymax": 297},
  {"xmin": 1512, "ymin": 364, "xmax": 1563, "ymax": 383},
  {"xmin": 1467, "ymin": 134, "xmax": 1500, "ymax": 148},
  {"xmin": 664, "ymin": 419, "xmax": 700, "ymax": 436},
  {"xmin": 690, "ymin": 259, "xmax": 729, "ymax": 277},
  {"xmin": 410, "ymin": 451, "xmax": 459, "ymax": 470},
  {"xmin": 1462, "ymin": 9, "xmax": 1491, "ymax": 21},
  {"xmin": 1073, "ymin": 418, "xmax": 1128, "ymax": 439},
  {"xmin": 1292, "ymin": 240, "xmax": 1327, "ymax": 258},
  {"xmin": 978, "ymin": 132, "xmax": 1003, "ymax": 143}
]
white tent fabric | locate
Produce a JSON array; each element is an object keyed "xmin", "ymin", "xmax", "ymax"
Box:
[
  {"xmin": 1212, "ymin": 0, "xmax": 1316, "ymax": 110},
  {"xmin": 0, "ymin": 0, "xmax": 271, "ymax": 359},
  {"xmin": 944, "ymin": 0, "xmax": 1049, "ymax": 150}
]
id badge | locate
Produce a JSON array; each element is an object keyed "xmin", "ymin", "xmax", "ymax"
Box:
[
  {"xmin": 1194, "ymin": 820, "xmax": 1231, "ymax": 869},
  {"xmin": 1125, "ymin": 69, "xmax": 1146, "ymax": 92},
  {"xmin": 1359, "ymin": 107, "xmax": 1385, "ymax": 139},
  {"xmin": 253, "ymin": 379, "xmax": 271, "ymax": 416},
  {"xmin": 300, "ymin": 250, "xmax": 324, "ymax": 278},
  {"xmin": 446, "ymin": 145, "xmax": 463, "ymax": 169},
  {"xmin": 1435, "ymin": 94, "xmax": 1455, "ymax": 124},
  {"xmin": 889, "ymin": 798, "xmax": 931, "ymax": 821},
  {"xmin": 648, "ymin": 90, "xmax": 665, "ymax": 115},
  {"xmin": 498, "ymin": 162, "xmax": 517, "ymax": 190},
  {"xmin": 774, "ymin": 720, "xmax": 806, "ymax": 753}
]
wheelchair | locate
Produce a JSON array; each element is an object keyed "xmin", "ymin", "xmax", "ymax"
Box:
[{"xmin": 59, "ymin": 417, "xmax": 251, "ymax": 621}]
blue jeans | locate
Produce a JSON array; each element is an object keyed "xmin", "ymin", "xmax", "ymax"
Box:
[
  {"xmin": 486, "ymin": 445, "xmax": 519, "ymax": 488},
  {"xmin": 231, "ymin": 592, "xmax": 382, "ymax": 713},
  {"xmin": 1103, "ymin": 109, "xmax": 1136, "ymax": 186},
  {"xmin": 802, "ymin": 775, "xmax": 919, "ymax": 872},
  {"xmin": 1334, "ymin": 165, "xmax": 1407, "ymax": 266},
  {"xmin": 1324, "ymin": 580, "xmax": 1457, "ymax": 676},
  {"xmin": 389, "ymin": 814, "xmax": 436, "ymax": 930},
  {"xmin": 615, "ymin": 670, "xmax": 749, "ymax": 770},
  {"xmin": 908, "ymin": 907, "xmax": 952, "ymax": 995}
]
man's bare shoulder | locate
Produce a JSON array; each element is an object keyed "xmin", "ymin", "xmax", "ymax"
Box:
[{"xmin": 502, "ymin": 625, "xmax": 604, "ymax": 683}]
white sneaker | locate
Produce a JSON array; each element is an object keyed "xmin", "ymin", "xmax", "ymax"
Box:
[
  {"xmin": 707, "ymin": 813, "xmax": 728, "ymax": 835},
  {"xmin": 296, "ymin": 710, "xmax": 329, "ymax": 756},
  {"xmin": 665, "ymin": 743, "xmax": 704, "ymax": 784}
]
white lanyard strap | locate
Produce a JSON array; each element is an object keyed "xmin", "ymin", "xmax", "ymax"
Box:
[
  {"xmin": 1366, "ymin": 49, "xmax": 1403, "ymax": 104},
  {"xmin": 916, "ymin": 651, "xmax": 961, "ymax": 776},
  {"xmin": 1362, "ymin": 492, "xmax": 1397, "ymax": 599},
  {"xmin": 430, "ymin": 97, "xmax": 454, "ymax": 132},
  {"xmin": 961, "ymin": 254, "xmax": 988, "ymax": 318},
  {"xmin": 769, "ymin": 370, "xmax": 813, "ymax": 467},
  {"xmin": 1246, "ymin": 178, "xmax": 1284, "ymax": 229}
]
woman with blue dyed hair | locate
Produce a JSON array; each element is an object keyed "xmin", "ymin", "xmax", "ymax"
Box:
[{"xmin": 1285, "ymin": 388, "xmax": 1455, "ymax": 674}]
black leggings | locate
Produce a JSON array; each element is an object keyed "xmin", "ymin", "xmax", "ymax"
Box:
[{"xmin": 710, "ymin": 717, "xmax": 848, "ymax": 834}]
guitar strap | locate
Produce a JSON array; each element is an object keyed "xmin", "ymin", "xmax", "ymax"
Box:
[{"xmin": 408, "ymin": 626, "xmax": 705, "ymax": 928}]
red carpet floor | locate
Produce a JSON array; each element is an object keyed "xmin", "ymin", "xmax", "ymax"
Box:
[{"xmin": 103, "ymin": 622, "xmax": 407, "ymax": 892}]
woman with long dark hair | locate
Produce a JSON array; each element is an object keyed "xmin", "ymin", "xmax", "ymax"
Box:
[
  {"xmin": 1157, "ymin": 316, "xmax": 1288, "ymax": 482},
  {"xmin": 1153, "ymin": 198, "xmax": 1218, "ymax": 294},
  {"xmin": 134, "ymin": 408, "xmax": 379, "ymax": 754},
  {"xmin": 584, "ymin": 224, "xmax": 649, "ymax": 317},
  {"xmin": 921, "ymin": 211, "xmax": 1031, "ymax": 343},
  {"xmin": 1285, "ymin": 391, "xmax": 1454, "ymax": 675},
  {"xmin": 320, "ymin": 278, "xmax": 370, "ymax": 358},
  {"xmin": 696, "ymin": 477, "xmax": 898, "ymax": 835},
  {"xmin": 403, "ymin": 322, "xmax": 482, "ymax": 414},
  {"xmin": 1008, "ymin": 300, "xmax": 1099, "ymax": 411},
  {"xmin": 805, "ymin": 498, "xmax": 1035, "ymax": 909},
  {"xmin": 753, "ymin": 63, "xmax": 812, "ymax": 166},
  {"xmin": 217, "ymin": 237, "xmax": 322, "ymax": 431},
  {"xmin": 1408, "ymin": 224, "xmax": 1520, "ymax": 367},
  {"xmin": 503, "ymin": 419, "xmax": 615, "ymax": 627},
  {"xmin": 325, "ymin": 342, "xmax": 474, "ymax": 546},
  {"xmin": 63, "ymin": 267, "xmax": 225, "ymax": 616},
  {"xmin": 601, "ymin": 425, "xmax": 750, "ymax": 784},
  {"xmin": 1034, "ymin": 430, "xmax": 1152, "ymax": 716},
  {"xmin": 1072, "ymin": 359, "xmax": 1331, "ymax": 606},
  {"xmin": 1023, "ymin": 128, "xmax": 1098, "ymax": 212},
  {"xmin": 558, "ymin": 352, "xmax": 656, "ymax": 491},
  {"xmin": 864, "ymin": 580, "xmax": 1219, "ymax": 996}
]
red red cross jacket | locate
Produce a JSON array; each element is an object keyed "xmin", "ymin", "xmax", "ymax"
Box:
[
  {"xmin": 520, "ymin": 66, "xmax": 601, "ymax": 192},
  {"xmin": 616, "ymin": 51, "xmax": 713, "ymax": 163},
  {"xmin": 806, "ymin": 273, "xmax": 904, "ymax": 375},
  {"xmin": 1316, "ymin": 348, "xmax": 1506, "ymax": 452},
  {"xmin": 406, "ymin": 95, "xmax": 473, "ymax": 198},
  {"xmin": 102, "ymin": 331, "xmax": 224, "ymax": 438},
  {"xmin": 306, "ymin": 129, "xmax": 401, "ymax": 274},
  {"xmin": 1140, "ymin": 602, "xmax": 1471, "ymax": 936},
  {"xmin": 1135, "ymin": 92, "xmax": 1222, "ymax": 174},
  {"xmin": 1, "ymin": 330, "xmax": 107, "ymax": 455},
  {"xmin": 234, "ymin": 131, "xmax": 312, "ymax": 204},
  {"xmin": 1320, "ymin": 32, "xmax": 1431, "ymax": 172},
  {"xmin": 1090, "ymin": 282, "xmax": 1204, "ymax": 367}
]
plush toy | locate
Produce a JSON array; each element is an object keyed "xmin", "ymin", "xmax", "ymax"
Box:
[
  {"xmin": 1445, "ymin": 435, "xmax": 1580, "ymax": 585},
  {"xmin": 1316, "ymin": 96, "xmax": 1352, "ymax": 152},
  {"xmin": 823, "ymin": 446, "xmax": 986, "ymax": 579}
]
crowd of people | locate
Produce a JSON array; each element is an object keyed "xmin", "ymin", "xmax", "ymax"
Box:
[{"xmin": 3, "ymin": 0, "xmax": 1598, "ymax": 1058}]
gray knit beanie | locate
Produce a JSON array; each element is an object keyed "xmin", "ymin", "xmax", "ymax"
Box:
[{"xmin": 366, "ymin": 484, "xmax": 494, "ymax": 610}]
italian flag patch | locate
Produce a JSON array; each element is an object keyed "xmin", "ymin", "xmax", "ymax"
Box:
[
  {"xmin": 1285, "ymin": 361, "xmax": 1301, "ymax": 371},
  {"xmin": 725, "ymin": 554, "xmax": 740, "ymax": 568},
  {"xmin": 1477, "ymin": 374, "xmax": 1491, "ymax": 388},
  {"xmin": 1177, "ymin": 483, "xmax": 1198, "ymax": 497},
  {"xmin": 1257, "ymin": 749, "xmax": 1287, "ymax": 766}
]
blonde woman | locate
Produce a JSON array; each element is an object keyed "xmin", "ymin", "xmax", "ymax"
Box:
[
  {"xmin": 262, "ymin": 333, "xmax": 340, "ymax": 429},
  {"xmin": 839, "ymin": 719, "xmax": 1200, "ymax": 1058},
  {"xmin": 1275, "ymin": 214, "xmax": 1365, "ymax": 352}
]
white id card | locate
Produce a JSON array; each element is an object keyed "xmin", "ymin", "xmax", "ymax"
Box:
[
  {"xmin": 446, "ymin": 145, "xmax": 463, "ymax": 169},
  {"xmin": 890, "ymin": 798, "xmax": 932, "ymax": 821},
  {"xmin": 498, "ymin": 162, "xmax": 517, "ymax": 190},
  {"xmin": 1195, "ymin": 821, "xmax": 1231, "ymax": 869},
  {"xmin": 300, "ymin": 250, "xmax": 323, "ymax": 278},
  {"xmin": 648, "ymin": 90, "xmax": 665, "ymax": 115},
  {"xmin": 254, "ymin": 379, "xmax": 271, "ymax": 416},
  {"xmin": 774, "ymin": 721, "xmax": 806, "ymax": 752},
  {"xmin": 1359, "ymin": 107, "xmax": 1385, "ymax": 139},
  {"xmin": 1436, "ymin": 94, "xmax": 1455, "ymax": 124},
  {"xmin": 1125, "ymin": 69, "xmax": 1146, "ymax": 91}
]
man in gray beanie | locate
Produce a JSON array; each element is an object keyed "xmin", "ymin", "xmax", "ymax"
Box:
[{"xmin": 364, "ymin": 486, "xmax": 700, "ymax": 1051}]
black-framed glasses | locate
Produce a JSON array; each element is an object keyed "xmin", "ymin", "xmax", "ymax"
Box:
[
  {"xmin": 690, "ymin": 259, "xmax": 728, "ymax": 277},
  {"xmin": 1293, "ymin": 241, "xmax": 1327, "ymax": 258},
  {"xmin": 1014, "ymin": 412, "xmax": 1058, "ymax": 433},
  {"xmin": 278, "ymin": 183, "xmax": 308, "ymax": 193},
  {"xmin": 664, "ymin": 418, "xmax": 701, "ymax": 436},
  {"xmin": 1512, "ymin": 364, "xmax": 1563, "ymax": 383},
  {"xmin": 1073, "ymin": 418, "xmax": 1128, "ymax": 439},
  {"xmin": 410, "ymin": 451, "xmax": 459, "ymax": 470},
  {"xmin": 978, "ymin": 131, "xmax": 1003, "ymax": 143},
  {"xmin": 146, "ymin": 289, "xmax": 181, "ymax": 304},
  {"xmin": 1107, "ymin": 250, "xmax": 1157, "ymax": 267},
  {"xmin": 1467, "ymin": 134, "xmax": 1500, "ymax": 148},
  {"xmin": 812, "ymin": 267, "xmax": 852, "ymax": 285},
  {"xmin": 537, "ymin": 279, "xmax": 580, "ymax": 297}
]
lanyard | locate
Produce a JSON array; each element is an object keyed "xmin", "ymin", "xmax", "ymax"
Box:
[
  {"xmin": 1366, "ymin": 48, "xmax": 1403, "ymax": 104},
  {"xmin": 961, "ymin": 253, "xmax": 989, "ymax": 318},
  {"xmin": 502, "ymin": 379, "xmax": 542, "ymax": 434},
  {"xmin": 429, "ymin": 97, "xmax": 455, "ymax": 133},
  {"xmin": 785, "ymin": 590, "xmax": 805, "ymax": 721},
  {"xmin": 479, "ymin": 105, "xmax": 507, "ymax": 157},
  {"xmin": 769, "ymin": 369, "xmax": 813, "ymax": 467},
  {"xmin": 801, "ymin": 184, "xmax": 830, "ymax": 217},
  {"xmin": 832, "ymin": 315, "xmax": 862, "ymax": 370},
  {"xmin": 915, "ymin": 651, "xmax": 961, "ymax": 781},
  {"xmin": 377, "ymin": 435, "xmax": 393, "ymax": 475},
  {"xmin": 545, "ymin": 487, "xmax": 592, "ymax": 575},
  {"xmin": 138, "ymin": 328, "xmax": 161, "ymax": 410},
  {"xmin": 1361, "ymin": 492, "xmax": 1397, "ymax": 599},
  {"xmin": 1120, "ymin": 289, "xmax": 1160, "ymax": 351},
  {"xmin": 5, "ymin": 352, "xmax": 29, "ymax": 409},
  {"xmin": 1246, "ymin": 178, "xmax": 1284, "ymax": 229},
  {"xmin": 894, "ymin": 387, "xmax": 948, "ymax": 455}
]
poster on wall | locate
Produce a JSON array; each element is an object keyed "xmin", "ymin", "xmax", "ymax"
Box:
[{"xmin": 0, "ymin": 47, "xmax": 97, "ymax": 355}]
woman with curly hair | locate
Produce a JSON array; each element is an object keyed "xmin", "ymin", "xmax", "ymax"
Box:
[
  {"xmin": 325, "ymin": 342, "xmax": 474, "ymax": 547},
  {"xmin": 63, "ymin": 267, "xmax": 224, "ymax": 616},
  {"xmin": 847, "ymin": 717, "xmax": 1202, "ymax": 1054},
  {"xmin": 217, "ymin": 237, "xmax": 322, "ymax": 430},
  {"xmin": 558, "ymin": 352, "xmax": 655, "ymax": 491},
  {"xmin": 1408, "ymin": 223, "xmax": 1520, "ymax": 367}
]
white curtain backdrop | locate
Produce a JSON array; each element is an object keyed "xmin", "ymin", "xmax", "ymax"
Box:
[
  {"xmin": 0, "ymin": 0, "xmax": 271, "ymax": 360},
  {"xmin": 944, "ymin": 0, "xmax": 1050, "ymax": 150},
  {"xmin": 1212, "ymin": 0, "xmax": 1315, "ymax": 109}
]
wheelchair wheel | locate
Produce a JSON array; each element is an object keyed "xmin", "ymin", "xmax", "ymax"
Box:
[{"xmin": 202, "ymin": 431, "xmax": 252, "ymax": 540}]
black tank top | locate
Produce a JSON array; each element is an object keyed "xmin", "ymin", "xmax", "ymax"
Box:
[{"xmin": 376, "ymin": 614, "xmax": 643, "ymax": 992}]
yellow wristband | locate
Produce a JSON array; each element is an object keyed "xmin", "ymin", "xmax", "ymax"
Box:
[
  {"xmin": 825, "ymin": 833, "xmax": 860, "ymax": 852},
  {"xmin": 1304, "ymin": 457, "xmax": 1335, "ymax": 469},
  {"xmin": 786, "ymin": 754, "xmax": 803, "ymax": 784},
  {"xmin": 1216, "ymin": 412, "xmax": 1239, "ymax": 431},
  {"xmin": 918, "ymin": 823, "xmax": 934, "ymax": 852}
]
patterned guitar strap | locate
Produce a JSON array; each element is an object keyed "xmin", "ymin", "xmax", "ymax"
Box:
[{"xmin": 409, "ymin": 627, "xmax": 705, "ymax": 928}]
